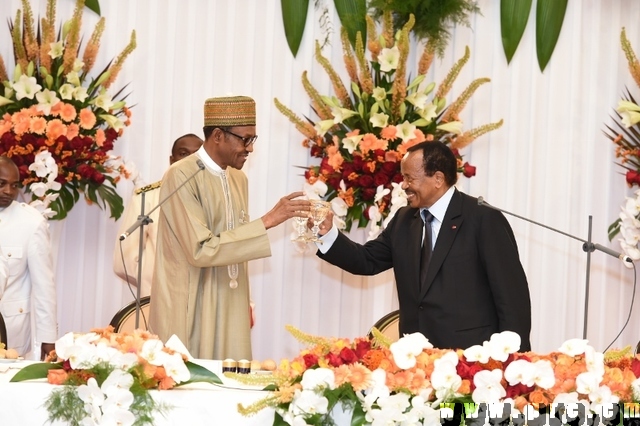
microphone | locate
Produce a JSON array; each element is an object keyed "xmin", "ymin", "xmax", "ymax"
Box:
[
  {"xmin": 119, "ymin": 159, "xmax": 206, "ymax": 241},
  {"xmin": 477, "ymin": 195, "xmax": 633, "ymax": 264}
]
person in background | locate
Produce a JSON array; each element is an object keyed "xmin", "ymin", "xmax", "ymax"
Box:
[
  {"xmin": 149, "ymin": 96, "xmax": 310, "ymax": 360},
  {"xmin": 315, "ymin": 141, "xmax": 532, "ymax": 351},
  {"xmin": 0, "ymin": 156, "xmax": 57, "ymax": 359},
  {"xmin": 113, "ymin": 134, "xmax": 203, "ymax": 297}
]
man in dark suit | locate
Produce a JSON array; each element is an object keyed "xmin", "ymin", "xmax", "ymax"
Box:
[{"xmin": 315, "ymin": 141, "xmax": 531, "ymax": 351}]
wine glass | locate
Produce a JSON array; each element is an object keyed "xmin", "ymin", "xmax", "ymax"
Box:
[
  {"xmin": 291, "ymin": 195, "xmax": 311, "ymax": 243},
  {"xmin": 308, "ymin": 200, "xmax": 331, "ymax": 242}
]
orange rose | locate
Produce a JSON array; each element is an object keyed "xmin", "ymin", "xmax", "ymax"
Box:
[{"xmin": 47, "ymin": 369, "xmax": 69, "ymax": 385}]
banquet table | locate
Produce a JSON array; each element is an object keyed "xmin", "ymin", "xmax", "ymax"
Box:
[{"xmin": 0, "ymin": 359, "xmax": 277, "ymax": 425}]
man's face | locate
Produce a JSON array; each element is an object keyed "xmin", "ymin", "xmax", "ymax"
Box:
[
  {"xmin": 0, "ymin": 161, "xmax": 20, "ymax": 208},
  {"xmin": 215, "ymin": 126, "xmax": 256, "ymax": 170},
  {"xmin": 400, "ymin": 150, "xmax": 440, "ymax": 209},
  {"xmin": 169, "ymin": 136, "xmax": 203, "ymax": 164}
]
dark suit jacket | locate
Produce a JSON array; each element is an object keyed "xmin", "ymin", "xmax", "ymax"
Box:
[{"xmin": 319, "ymin": 189, "xmax": 532, "ymax": 351}]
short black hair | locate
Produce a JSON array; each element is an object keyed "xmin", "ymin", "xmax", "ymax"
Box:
[
  {"xmin": 407, "ymin": 141, "xmax": 458, "ymax": 186},
  {"xmin": 203, "ymin": 126, "xmax": 230, "ymax": 141},
  {"xmin": 171, "ymin": 133, "xmax": 203, "ymax": 156}
]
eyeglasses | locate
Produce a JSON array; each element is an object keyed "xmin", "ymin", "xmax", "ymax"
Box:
[{"xmin": 220, "ymin": 128, "xmax": 258, "ymax": 147}]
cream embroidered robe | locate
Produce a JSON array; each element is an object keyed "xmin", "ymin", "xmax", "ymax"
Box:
[{"xmin": 149, "ymin": 154, "xmax": 271, "ymax": 360}]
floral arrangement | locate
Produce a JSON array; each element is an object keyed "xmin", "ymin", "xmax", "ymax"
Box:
[
  {"xmin": 275, "ymin": 13, "xmax": 502, "ymax": 238},
  {"xmin": 606, "ymin": 28, "xmax": 640, "ymax": 262},
  {"xmin": 236, "ymin": 326, "xmax": 639, "ymax": 426},
  {"xmin": 0, "ymin": 0, "xmax": 136, "ymax": 220},
  {"xmin": 11, "ymin": 327, "xmax": 221, "ymax": 426}
]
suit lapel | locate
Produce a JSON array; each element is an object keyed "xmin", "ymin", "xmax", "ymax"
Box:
[{"xmin": 420, "ymin": 189, "xmax": 464, "ymax": 299}]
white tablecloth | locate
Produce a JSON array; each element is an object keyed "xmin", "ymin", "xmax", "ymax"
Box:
[{"xmin": 0, "ymin": 360, "xmax": 276, "ymax": 425}]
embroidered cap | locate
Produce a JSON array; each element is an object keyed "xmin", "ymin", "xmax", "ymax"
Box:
[{"xmin": 204, "ymin": 96, "xmax": 256, "ymax": 127}]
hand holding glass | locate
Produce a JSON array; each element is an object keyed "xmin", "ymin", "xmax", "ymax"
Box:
[{"xmin": 308, "ymin": 200, "xmax": 331, "ymax": 243}]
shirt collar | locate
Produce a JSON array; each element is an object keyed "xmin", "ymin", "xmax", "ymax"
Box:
[
  {"xmin": 196, "ymin": 145, "xmax": 223, "ymax": 173},
  {"xmin": 422, "ymin": 186, "xmax": 455, "ymax": 223}
]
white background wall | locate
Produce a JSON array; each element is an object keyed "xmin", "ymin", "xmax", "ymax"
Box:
[{"xmin": 3, "ymin": 0, "xmax": 640, "ymax": 362}]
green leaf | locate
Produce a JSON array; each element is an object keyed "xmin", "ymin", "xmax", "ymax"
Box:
[
  {"xmin": 500, "ymin": 0, "xmax": 532, "ymax": 64},
  {"xmin": 536, "ymin": 0, "xmax": 568, "ymax": 72},
  {"xmin": 608, "ymin": 218, "xmax": 622, "ymax": 241},
  {"xmin": 273, "ymin": 411, "xmax": 288, "ymax": 426},
  {"xmin": 180, "ymin": 361, "xmax": 223, "ymax": 385},
  {"xmin": 333, "ymin": 0, "xmax": 367, "ymax": 49},
  {"xmin": 10, "ymin": 362, "xmax": 63, "ymax": 382},
  {"xmin": 350, "ymin": 400, "xmax": 366, "ymax": 426},
  {"xmin": 281, "ymin": 0, "xmax": 309, "ymax": 57},
  {"xmin": 84, "ymin": 0, "xmax": 101, "ymax": 16}
]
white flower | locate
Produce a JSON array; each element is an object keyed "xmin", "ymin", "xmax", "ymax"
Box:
[
  {"xmin": 101, "ymin": 370, "xmax": 134, "ymax": 397},
  {"xmin": 389, "ymin": 332, "xmax": 432, "ymax": 369},
  {"xmin": 378, "ymin": 46, "xmax": 400, "ymax": 72},
  {"xmin": 29, "ymin": 182, "xmax": 50, "ymax": 198},
  {"xmin": 361, "ymin": 368, "xmax": 390, "ymax": 411},
  {"xmin": 486, "ymin": 331, "xmax": 521, "ymax": 362},
  {"xmin": 300, "ymin": 367, "xmax": 335, "ymax": 390},
  {"xmin": 330, "ymin": 106, "xmax": 356, "ymax": 123},
  {"xmin": 430, "ymin": 351, "xmax": 461, "ymax": 399},
  {"xmin": 74, "ymin": 86, "xmax": 89, "ymax": 102},
  {"xmin": 631, "ymin": 378, "xmax": 640, "ymax": 400},
  {"xmin": 504, "ymin": 359, "xmax": 535, "ymax": 386},
  {"xmin": 617, "ymin": 100, "xmax": 640, "ymax": 127},
  {"xmin": 29, "ymin": 150, "xmax": 59, "ymax": 178},
  {"xmin": 48, "ymin": 41, "xmax": 64, "ymax": 59},
  {"xmin": 463, "ymin": 344, "xmax": 490, "ymax": 364},
  {"xmin": 66, "ymin": 70, "xmax": 81, "ymax": 86},
  {"xmin": 290, "ymin": 389, "xmax": 329, "ymax": 416},
  {"xmin": 558, "ymin": 338, "xmax": 590, "ymax": 356},
  {"xmin": 78, "ymin": 377, "xmax": 105, "ymax": 407},
  {"xmin": 341, "ymin": 134, "xmax": 363, "ymax": 154},
  {"xmin": 395, "ymin": 121, "xmax": 417, "ymax": 143},
  {"xmin": 575, "ymin": 371, "xmax": 602, "ymax": 395},
  {"xmin": 588, "ymin": 386, "xmax": 619, "ymax": 418},
  {"xmin": 140, "ymin": 339, "xmax": 167, "ymax": 365},
  {"xmin": 163, "ymin": 352, "xmax": 191, "ymax": 384},
  {"xmin": 584, "ymin": 346, "xmax": 605, "ymax": 377},
  {"xmin": 417, "ymin": 102, "xmax": 438, "ymax": 122},
  {"xmin": 58, "ymin": 83, "xmax": 75, "ymax": 100},
  {"xmin": 12, "ymin": 74, "xmax": 42, "ymax": 100},
  {"xmin": 35, "ymin": 88, "xmax": 61, "ymax": 115},
  {"xmin": 472, "ymin": 369, "xmax": 506, "ymax": 403},
  {"xmin": 369, "ymin": 112, "xmax": 389, "ymax": 128},
  {"xmin": 100, "ymin": 114, "xmax": 125, "ymax": 132},
  {"xmin": 303, "ymin": 180, "xmax": 328, "ymax": 199},
  {"xmin": 436, "ymin": 121, "xmax": 463, "ymax": 135},
  {"xmin": 531, "ymin": 360, "xmax": 556, "ymax": 389},
  {"xmin": 330, "ymin": 196, "xmax": 348, "ymax": 218},
  {"xmin": 406, "ymin": 92, "xmax": 429, "ymax": 110},
  {"xmin": 92, "ymin": 92, "xmax": 114, "ymax": 111},
  {"xmin": 372, "ymin": 87, "xmax": 387, "ymax": 101},
  {"xmin": 374, "ymin": 185, "xmax": 390, "ymax": 204},
  {"xmin": 73, "ymin": 58, "xmax": 85, "ymax": 73},
  {"xmin": 314, "ymin": 119, "xmax": 334, "ymax": 137}
]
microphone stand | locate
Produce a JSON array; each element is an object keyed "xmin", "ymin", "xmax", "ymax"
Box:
[
  {"xmin": 477, "ymin": 196, "xmax": 632, "ymax": 340},
  {"xmin": 119, "ymin": 160, "xmax": 206, "ymax": 328}
]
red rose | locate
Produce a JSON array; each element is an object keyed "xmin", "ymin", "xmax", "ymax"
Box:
[
  {"xmin": 76, "ymin": 164, "xmax": 94, "ymax": 179},
  {"xmin": 450, "ymin": 148, "xmax": 460, "ymax": 157},
  {"xmin": 310, "ymin": 145, "xmax": 323, "ymax": 158},
  {"xmin": 358, "ymin": 174, "xmax": 375, "ymax": 188},
  {"xmin": 505, "ymin": 383, "xmax": 534, "ymax": 399},
  {"xmin": 102, "ymin": 140, "xmax": 114, "ymax": 151},
  {"xmin": 327, "ymin": 177, "xmax": 341, "ymax": 191},
  {"xmin": 361, "ymin": 188, "xmax": 376, "ymax": 201},
  {"xmin": 327, "ymin": 352, "xmax": 343, "ymax": 367},
  {"xmin": 352, "ymin": 155, "xmax": 364, "ymax": 171},
  {"xmin": 92, "ymin": 170, "xmax": 106, "ymax": 185},
  {"xmin": 626, "ymin": 170, "xmax": 640, "ymax": 186},
  {"xmin": 381, "ymin": 161, "xmax": 398, "ymax": 175},
  {"xmin": 339, "ymin": 347, "xmax": 359, "ymax": 364},
  {"xmin": 354, "ymin": 340, "xmax": 371, "ymax": 359},
  {"xmin": 456, "ymin": 359, "xmax": 483, "ymax": 380},
  {"xmin": 303, "ymin": 353, "xmax": 319, "ymax": 368},
  {"xmin": 392, "ymin": 173, "xmax": 403, "ymax": 184},
  {"xmin": 105, "ymin": 128, "xmax": 118, "ymax": 141},
  {"xmin": 632, "ymin": 358, "xmax": 640, "ymax": 377},
  {"xmin": 373, "ymin": 172, "xmax": 390, "ymax": 187},
  {"xmin": 462, "ymin": 162, "xmax": 476, "ymax": 178}
]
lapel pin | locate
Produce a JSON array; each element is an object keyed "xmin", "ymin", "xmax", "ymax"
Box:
[{"xmin": 451, "ymin": 225, "xmax": 457, "ymax": 229}]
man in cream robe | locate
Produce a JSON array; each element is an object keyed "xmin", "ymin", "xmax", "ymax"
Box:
[{"xmin": 149, "ymin": 96, "xmax": 309, "ymax": 360}]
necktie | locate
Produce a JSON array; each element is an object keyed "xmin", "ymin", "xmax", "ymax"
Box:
[{"xmin": 419, "ymin": 210, "xmax": 434, "ymax": 291}]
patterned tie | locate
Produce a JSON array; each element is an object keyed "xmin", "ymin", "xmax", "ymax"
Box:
[{"xmin": 419, "ymin": 210, "xmax": 434, "ymax": 292}]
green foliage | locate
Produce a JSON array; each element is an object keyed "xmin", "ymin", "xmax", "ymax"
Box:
[
  {"xmin": 500, "ymin": 0, "xmax": 532, "ymax": 63},
  {"xmin": 84, "ymin": 0, "xmax": 101, "ymax": 16},
  {"xmin": 334, "ymin": 0, "xmax": 367, "ymax": 49},
  {"xmin": 281, "ymin": 0, "xmax": 310, "ymax": 57},
  {"xmin": 535, "ymin": 0, "xmax": 568, "ymax": 72},
  {"xmin": 368, "ymin": 0, "xmax": 481, "ymax": 57},
  {"xmin": 10, "ymin": 361, "xmax": 64, "ymax": 382}
]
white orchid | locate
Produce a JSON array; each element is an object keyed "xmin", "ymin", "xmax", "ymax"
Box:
[
  {"xmin": 29, "ymin": 150, "xmax": 59, "ymax": 178},
  {"xmin": 575, "ymin": 371, "xmax": 603, "ymax": 395},
  {"xmin": 390, "ymin": 332, "xmax": 433, "ymax": 369},
  {"xmin": 472, "ymin": 369, "xmax": 506, "ymax": 403},
  {"xmin": 558, "ymin": 338, "xmax": 590, "ymax": 356},
  {"xmin": 163, "ymin": 352, "xmax": 191, "ymax": 384},
  {"xmin": 140, "ymin": 339, "xmax": 168, "ymax": 366},
  {"xmin": 300, "ymin": 367, "xmax": 335, "ymax": 391},
  {"xmin": 463, "ymin": 344, "xmax": 490, "ymax": 364},
  {"xmin": 290, "ymin": 389, "xmax": 330, "ymax": 416},
  {"xmin": 486, "ymin": 331, "xmax": 521, "ymax": 362}
]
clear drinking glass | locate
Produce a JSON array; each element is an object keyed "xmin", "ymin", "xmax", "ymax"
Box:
[{"xmin": 308, "ymin": 200, "xmax": 331, "ymax": 242}]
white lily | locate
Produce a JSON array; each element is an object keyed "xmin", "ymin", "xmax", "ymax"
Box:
[
  {"xmin": 66, "ymin": 70, "xmax": 81, "ymax": 87},
  {"xmin": 74, "ymin": 86, "xmax": 89, "ymax": 102},
  {"xmin": 372, "ymin": 87, "xmax": 387, "ymax": 101},
  {"xmin": 436, "ymin": 121, "xmax": 463, "ymax": 135},
  {"xmin": 314, "ymin": 119, "xmax": 335, "ymax": 137},
  {"xmin": 35, "ymin": 88, "xmax": 61, "ymax": 115},
  {"xmin": 330, "ymin": 106, "xmax": 356, "ymax": 124},
  {"xmin": 341, "ymin": 134, "xmax": 363, "ymax": 154},
  {"xmin": 370, "ymin": 112, "xmax": 389, "ymax": 128},
  {"xmin": 378, "ymin": 46, "xmax": 400, "ymax": 72},
  {"xmin": 406, "ymin": 92, "xmax": 429, "ymax": 110},
  {"xmin": 396, "ymin": 121, "xmax": 417, "ymax": 143},
  {"xmin": 100, "ymin": 114, "xmax": 125, "ymax": 132},
  {"xmin": 48, "ymin": 41, "xmax": 64, "ymax": 59},
  {"xmin": 12, "ymin": 74, "xmax": 42, "ymax": 100}
]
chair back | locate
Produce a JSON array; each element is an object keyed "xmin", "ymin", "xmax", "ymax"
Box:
[
  {"xmin": 109, "ymin": 296, "xmax": 151, "ymax": 333},
  {"xmin": 368, "ymin": 310, "xmax": 400, "ymax": 342},
  {"xmin": 0, "ymin": 313, "xmax": 7, "ymax": 348}
]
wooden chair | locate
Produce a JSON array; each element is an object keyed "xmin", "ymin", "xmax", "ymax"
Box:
[
  {"xmin": 109, "ymin": 296, "xmax": 151, "ymax": 333},
  {"xmin": 0, "ymin": 313, "xmax": 7, "ymax": 348},
  {"xmin": 368, "ymin": 309, "xmax": 400, "ymax": 342}
]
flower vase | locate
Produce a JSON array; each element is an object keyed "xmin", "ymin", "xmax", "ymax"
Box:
[{"xmin": 329, "ymin": 400, "xmax": 355, "ymax": 425}]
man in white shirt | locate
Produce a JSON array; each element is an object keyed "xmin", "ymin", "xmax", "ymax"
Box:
[{"xmin": 0, "ymin": 156, "xmax": 57, "ymax": 358}]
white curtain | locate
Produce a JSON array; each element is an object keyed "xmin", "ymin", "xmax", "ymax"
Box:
[{"xmin": 3, "ymin": 0, "xmax": 640, "ymax": 362}]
